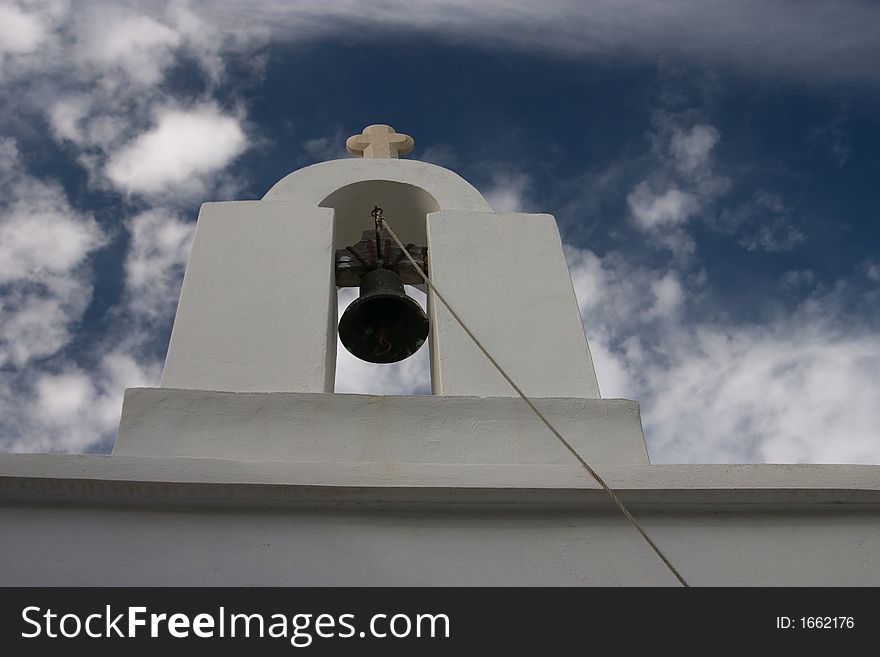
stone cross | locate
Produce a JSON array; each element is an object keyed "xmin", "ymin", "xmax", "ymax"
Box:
[{"xmin": 346, "ymin": 124, "xmax": 414, "ymax": 159}]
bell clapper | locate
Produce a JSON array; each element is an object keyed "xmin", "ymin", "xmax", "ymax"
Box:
[{"xmin": 374, "ymin": 325, "xmax": 392, "ymax": 358}]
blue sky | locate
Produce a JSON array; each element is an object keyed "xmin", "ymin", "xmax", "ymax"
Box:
[{"xmin": 1, "ymin": 0, "xmax": 879, "ymax": 463}]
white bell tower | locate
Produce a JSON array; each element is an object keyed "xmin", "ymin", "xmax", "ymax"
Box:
[
  {"xmin": 159, "ymin": 124, "xmax": 601, "ymax": 401},
  {"xmin": 113, "ymin": 123, "xmax": 647, "ymax": 466}
]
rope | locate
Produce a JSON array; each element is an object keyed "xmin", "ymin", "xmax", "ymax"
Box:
[{"xmin": 379, "ymin": 216, "xmax": 690, "ymax": 588}]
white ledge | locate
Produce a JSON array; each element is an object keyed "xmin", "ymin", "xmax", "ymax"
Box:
[
  {"xmin": 115, "ymin": 389, "xmax": 650, "ymax": 465},
  {"xmin": 1, "ymin": 455, "xmax": 878, "ymax": 510}
]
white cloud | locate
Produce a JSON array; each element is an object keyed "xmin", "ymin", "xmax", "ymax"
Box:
[
  {"xmin": 165, "ymin": 3, "xmax": 232, "ymax": 83},
  {"xmin": 648, "ymin": 272, "xmax": 683, "ymax": 318},
  {"xmin": 0, "ymin": 196, "xmax": 169, "ymax": 452},
  {"xmin": 628, "ymin": 114, "xmax": 727, "ymax": 242},
  {"xmin": 0, "ymin": 3, "xmax": 46, "ymax": 55},
  {"xmin": 2, "ymin": 1, "xmax": 878, "ymax": 188},
  {"xmin": 566, "ymin": 245, "xmax": 684, "ymax": 336},
  {"xmin": 0, "ymin": 294, "xmax": 84, "ymax": 368},
  {"xmin": 565, "ymin": 246, "xmax": 608, "ymax": 317},
  {"xmin": 4, "ymin": 6, "xmax": 255, "ymax": 202},
  {"xmin": 0, "ymin": 208, "xmax": 104, "ymax": 283},
  {"xmin": 73, "ymin": 11, "xmax": 181, "ymax": 87},
  {"xmin": 565, "ymin": 244, "xmax": 880, "ymax": 464},
  {"xmin": 670, "ymin": 124, "xmax": 719, "ymax": 174},
  {"xmin": 91, "ymin": 350, "xmax": 161, "ymax": 434},
  {"xmin": 4, "ymin": 351, "xmax": 161, "ymax": 453},
  {"xmin": 781, "ymin": 269, "xmax": 815, "ymax": 289},
  {"xmin": 627, "ymin": 113, "xmax": 801, "ymax": 256},
  {"xmin": 0, "ymin": 207, "xmax": 172, "ymax": 451},
  {"xmin": 0, "ymin": 136, "xmax": 170, "ymax": 453},
  {"xmin": 483, "ymin": 172, "xmax": 531, "ymax": 213},
  {"xmin": 191, "ymin": 0, "xmax": 880, "ymax": 85},
  {"xmin": 645, "ymin": 324, "xmax": 880, "ymax": 464},
  {"xmin": 123, "ymin": 209, "xmax": 194, "ymax": 322},
  {"xmin": 35, "ymin": 370, "xmax": 95, "ymax": 425},
  {"xmin": 628, "ymin": 183, "xmax": 698, "ymax": 229},
  {"xmin": 721, "ymin": 191, "xmax": 805, "ymax": 252},
  {"xmin": 419, "ymin": 144, "xmax": 459, "ymax": 168},
  {"xmin": 49, "ymin": 95, "xmax": 129, "ymax": 151},
  {"xmin": 106, "ymin": 104, "xmax": 247, "ymax": 197},
  {"xmin": 586, "ymin": 337, "xmax": 634, "ymax": 400},
  {"xmin": 0, "ymin": 132, "xmax": 196, "ymax": 453},
  {"xmin": 622, "ymin": 115, "xmax": 734, "ymax": 259},
  {"xmin": 302, "ymin": 130, "xmax": 352, "ymax": 162},
  {"xmin": 565, "ymin": 245, "xmax": 678, "ymax": 400},
  {"xmin": 743, "ymin": 222, "xmax": 805, "ymax": 252},
  {"xmin": 47, "ymin": 95, "xmax": 91, "ymax": 143},
  {"xmin": 0, "ymin": 139, "xmax": 106, "ymax": 367}
]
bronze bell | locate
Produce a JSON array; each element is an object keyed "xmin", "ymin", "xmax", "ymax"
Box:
[{"xmin": 338, "ymin": 267, "xmax": 429, "ymax": 363}]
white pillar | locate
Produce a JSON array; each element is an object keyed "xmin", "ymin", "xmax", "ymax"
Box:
[
  {"xmin": 427, "ymin": 210, "xmax": 600, "ymax": 398},
  {"xmin": 160, "ymin": 200, "xmax": 337, "ymax": 393}
]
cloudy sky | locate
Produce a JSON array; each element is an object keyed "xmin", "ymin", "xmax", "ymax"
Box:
[{"xmin": 1, "ymin": 0, "xmax": 879, "ymax": 464}]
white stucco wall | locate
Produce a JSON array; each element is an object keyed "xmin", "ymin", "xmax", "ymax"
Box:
[
  {"xmin": 161, "ymin": 200, "xmax": 337, "ymax": 393},
  {"xmin": 5, "ymin": 505, "xmax": 877, "ymax": 586},
  {"xmin": 113, "ymin": 389, "xmax": 649, "ymax": 465},
  {"xmin": 113, "ymin": 388, "xmax": 648, "ymax": 464},
  {"xmin": 263, "ymin": 159, "xmax": 491, "ymax": 211},
  {"xmin": 264, "ymin": 158, "xmax": 490, "ymax": 252},
  {"xmin": 1, "ymin": 456, "xmax": 878, "ymax": 586},
  {"xmin": 427, "ymin": 210, "xmax": 600, "ymax": 398}
]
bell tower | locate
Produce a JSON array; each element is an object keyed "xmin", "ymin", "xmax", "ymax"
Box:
[
  {"xmin": 6, "ymin": 125, "xmax": 878, "ymax": 588},
  {"xmin": 113, "ymin": 123, "xmax": 645, "ymax": 465},
  {"xmin": 157, "ymin": 124, "xmax": 602, "ymax": 399}
]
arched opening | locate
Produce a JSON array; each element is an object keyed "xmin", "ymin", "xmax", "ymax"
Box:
[
  {"xmin": 320, "ymin": 180, "xmax": 439, "ymax": 395},
  {"xmin": 320, "ymin": 179, "xmax": 440, "ymax": 250}
]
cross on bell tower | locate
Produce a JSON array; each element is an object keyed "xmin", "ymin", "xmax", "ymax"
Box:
[{"xmin": 346, "ymin": 124, "xmax": 414, "ymax": 158}]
